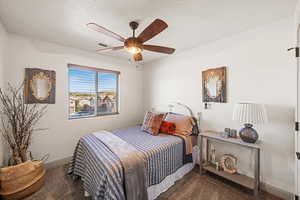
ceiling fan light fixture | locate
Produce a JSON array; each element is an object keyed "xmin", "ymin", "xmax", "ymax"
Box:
[
  {"xmin": 125, "ymin": 46, "xmax": 142, "ymax": 54},
  {"xmin": 88, "ymin": 19, "xmax": 175, "ymax": 61},
  {"xmin": 124, "ymin": 37, "xmax": 143, "ymax": 54}
]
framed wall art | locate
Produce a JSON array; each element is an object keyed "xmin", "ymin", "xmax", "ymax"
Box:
[
  {"xmin": 202, "ymin": 66, "xmax": 226, "ymax": 103},
  {"xmin": 24, "ymin": 68, "xmax": 56, "ymax": 104}
]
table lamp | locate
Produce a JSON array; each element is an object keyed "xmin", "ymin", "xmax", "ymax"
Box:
[{"xmin": 233, "ymin": 103, "xmax": 268, "ymax": 143}]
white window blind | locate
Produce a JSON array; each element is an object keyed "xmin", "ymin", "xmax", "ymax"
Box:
[{"xmin": 68, "ymin": 64, "xmax": 119, "ymax": 119}]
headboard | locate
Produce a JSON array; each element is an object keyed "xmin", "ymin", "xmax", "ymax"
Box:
[{"xmin": 151, "ymin": 102, "xmax": 201, "ymax": 136}]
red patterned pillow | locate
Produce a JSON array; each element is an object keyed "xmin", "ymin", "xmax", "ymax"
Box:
[
  {"xmin": 159, "ymin": 121, "xmax": 176, "ymax": 135},
  {"xmin": 141, "ymin": 111, "xmax": 165, "ymax": 136}
]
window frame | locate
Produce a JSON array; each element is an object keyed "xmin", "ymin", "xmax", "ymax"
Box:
[{"xmin": 68, "ymin": 63, "xmax": 120, "ymax": 119}]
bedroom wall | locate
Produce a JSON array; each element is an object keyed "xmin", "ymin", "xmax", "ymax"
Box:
[
  {"xmin": 0, "ymin": 19, "xmax": 7, "ymax": 167},
  {"xmin": 143, "ymin": 17, "xmax": 296, "ymax": 194},
  {"xmin": 2, "ymin": 34, "xmax": 144, "ymax": 164}
]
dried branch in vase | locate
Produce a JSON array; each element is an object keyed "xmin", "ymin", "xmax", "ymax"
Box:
[{"xmin": 0, "ymin": 83, "xmax": 47, "ymax": 165}]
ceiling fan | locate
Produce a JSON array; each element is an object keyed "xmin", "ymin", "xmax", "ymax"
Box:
[{"xmin": 87, "ymin": 19, "xmax": 175, "ymax": 61}]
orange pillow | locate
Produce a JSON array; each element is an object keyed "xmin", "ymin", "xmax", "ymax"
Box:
[
  {"xmin": 159, "ymin": 121, "xmax": 176, "ymax": 135},
  {"xmin": 164, "ymin": 113, "xmax": 194, "ymax": 136},
  {"xmin": 141, "ymin": 111, "xmax": 165, "ymax": 136}
]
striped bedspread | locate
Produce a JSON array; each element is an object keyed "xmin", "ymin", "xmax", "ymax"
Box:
[{"xmin": 70, "ymin": 126, "xmax": 186, "ymax": 200}]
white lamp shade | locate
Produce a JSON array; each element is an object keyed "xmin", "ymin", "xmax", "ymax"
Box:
[{"xmin": 233, "ymin": 103, "xmax": 268, "ymax": 124}]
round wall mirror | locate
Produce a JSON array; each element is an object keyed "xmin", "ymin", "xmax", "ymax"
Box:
[{"xmin": 30, "ymin": 72, "xmax": 52, "ymax": 101}]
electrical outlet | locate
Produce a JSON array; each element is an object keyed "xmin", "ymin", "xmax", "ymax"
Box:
[{"xmin": 204, "ymin": 102, "xmax": 212, "ymax": 109}]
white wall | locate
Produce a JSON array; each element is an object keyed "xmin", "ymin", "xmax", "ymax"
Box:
[
  {"xmin": 3, "ymin": 34, "xmax": 144, "ymax": 164},
  {"xmin": 0, "ymin": 19, "xmax": 7, "ymax": 167},
  {"xmin": 143, "ymin": 18, "xmax": 296, "ymax": 193}
]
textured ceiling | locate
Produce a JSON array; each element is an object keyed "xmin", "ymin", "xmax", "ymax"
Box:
[{"xmin": 0, "ymin": 0, "xmax": 297, "ymax": 63}]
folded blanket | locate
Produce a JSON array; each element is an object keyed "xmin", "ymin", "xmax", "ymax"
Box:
[
  {"xmin": 173, "ymin": 134, "xmax": 198, "ymax": 155},
  {"xmin": 93, "ymin": 131, "xmax": 148, "ymax": 200}
]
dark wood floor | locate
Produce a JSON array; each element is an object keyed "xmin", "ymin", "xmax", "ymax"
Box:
[{"xmin": 24, "ymin": 164, "xmax": 282, "ymax": 200}]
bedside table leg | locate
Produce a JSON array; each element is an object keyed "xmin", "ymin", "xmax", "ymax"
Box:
[
  {"xmin": 199, "ymin": 135, "xmax": 203, "ymax": 175},
  {"xmin": 254, "ymin": 148, "xmax": 260, "ymax": 196}
]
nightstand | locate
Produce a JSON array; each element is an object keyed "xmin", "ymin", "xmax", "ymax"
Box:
[{"xmin": 199, "ymin": 131, "xmax": 261, "ymax": 196}]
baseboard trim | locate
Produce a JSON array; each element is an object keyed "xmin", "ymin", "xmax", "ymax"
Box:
[
  {"xmin": 45, "ymin": 157, "xmax": 294, "ymax": 199},
  {"xmin": 44, "ymin": 156, "xmax": 72, "ymax": 169},
  {"xmin": 260, "ymin": 182, "xmax": 294, "ymax": 200}
]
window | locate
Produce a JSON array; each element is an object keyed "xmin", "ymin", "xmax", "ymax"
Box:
[{"xmin": 68, "ymin": 64, "xmax": 119, "ymax": 119}]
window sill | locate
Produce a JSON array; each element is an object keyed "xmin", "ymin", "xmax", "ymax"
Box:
[{"xmin": 68, "ymin": 112, "xmax": 120, "ymax": 120}]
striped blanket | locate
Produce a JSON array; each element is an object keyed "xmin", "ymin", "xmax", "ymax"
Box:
[
  {"xmin": 70, "ymin": 126, "xmax": 188, "ymax": 200},
  {"xmin": 93, "ymin": 131, "xmax": 148, "ymax": 200}
]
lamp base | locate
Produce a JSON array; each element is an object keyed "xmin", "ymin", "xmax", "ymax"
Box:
[{"xmin": 239, "ymin": 124, "xmax": 258, "ymax": 143}]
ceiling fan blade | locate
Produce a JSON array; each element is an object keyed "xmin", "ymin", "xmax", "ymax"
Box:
[
  {"xmin": 138, "ymin": 19, "xmax": 168, "ymax": 43},
  {"xmin": 96, "ymin": 46, "xmax": 124, "ymax": 52},
  {"xmin": 133, "ymin": 53, "xmax": 143, "ymax": 61},
  {"xmin": 87, "ymin": 23, "xmax": 125, "ymax": 42},
  {"xmin": 143, "ymin": 45, "xmax": 175, "ymax": 54}
]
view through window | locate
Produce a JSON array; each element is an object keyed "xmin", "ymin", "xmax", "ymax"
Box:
[{"xmin": 68, "ymin": 65, "xmax": 119, "ymax": 119}]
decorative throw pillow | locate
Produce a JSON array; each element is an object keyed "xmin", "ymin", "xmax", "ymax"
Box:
[
  {"xmin": 164, "ymin": 113, "xmax": 194, "ymax": 136},
  {"xmin": 141, "ymin": 111, "xmax": 165, "ymax": 136},
  {"xmin": 159, "ymin": 121, "xmax": 176, "ymax": 135}
]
